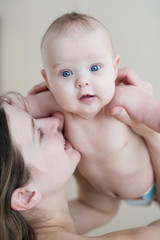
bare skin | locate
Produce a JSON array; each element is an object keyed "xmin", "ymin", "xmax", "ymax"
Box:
[
  {"xmin": 28, "ymin": 27, "xmax": 154, "ymax": 204},
  {"xmin": 27, "ymin": 84, "xmax": 153, "ymax": 201},
  {"xmin": 6, "ymin": 101, "xmax": 160, "ymax": 240},
  {"xmin": 110, "ymin": 67, "xmax": 160, "ymax": 203}
]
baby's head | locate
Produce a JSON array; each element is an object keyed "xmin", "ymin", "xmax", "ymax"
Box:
[
  {"xmin": 41, "ymin": 12, "xmax": 120, "ymax": 116},
  {"xmin": 41, "ymin": 12, "xmax": 114, "ymax": 66}
]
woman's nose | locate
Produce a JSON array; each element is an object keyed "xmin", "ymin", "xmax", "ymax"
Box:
[
  {"xmin": 36, "ymin": 115, "xmax": 63, "ymax": 133},
  {"xmin": 51, "ymin": 112, "xmax": 64, "ymax": 131}
]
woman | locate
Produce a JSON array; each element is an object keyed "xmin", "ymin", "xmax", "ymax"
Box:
[{"xmin": 0, "ymin": 93, "xmax": 160, "ymax": 240}]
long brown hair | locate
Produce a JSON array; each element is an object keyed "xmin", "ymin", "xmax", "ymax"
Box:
[{"xmin": 0, "ymin": 95, "xmax": 36, "ymax": 240}]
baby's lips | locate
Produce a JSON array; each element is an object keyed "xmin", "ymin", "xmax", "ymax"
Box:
[{"xmin": 79, "ymin": 94, "xmax": 94, "ymax": 99}]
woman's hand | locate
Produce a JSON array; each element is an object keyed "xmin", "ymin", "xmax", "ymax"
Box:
[
  {"xmin": 110, "ymin": 105, "xmax": 151, "ymax": 137},
  {"xmin": 112, "ymin": 67, "xmax": 160, "ymax": 132},
  {"xmin": 28, "ymin": 81, "xmax": 49, "ymax": 95}
]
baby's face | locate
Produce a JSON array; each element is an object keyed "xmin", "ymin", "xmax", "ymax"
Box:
[{"xmin": 42, "ymin": 28, "xmax": 120, "ymax": 117}]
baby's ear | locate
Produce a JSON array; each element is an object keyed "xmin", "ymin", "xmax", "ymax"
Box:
[
  {"xmin": 11, "ymin": 187, "xmax": 42, "ymax": 211},
  {"xmin": 41, "ymin": 69, "xmax": 50, "ymax": 89},
  {"xmin": 113, "ymin": 55, "xmax": 120, "ymax": 78}
]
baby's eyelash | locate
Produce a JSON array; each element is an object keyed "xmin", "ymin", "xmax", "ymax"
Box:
[{"xmin": 38, "ymin": 128, "xmax": 44, "ymax": 139}]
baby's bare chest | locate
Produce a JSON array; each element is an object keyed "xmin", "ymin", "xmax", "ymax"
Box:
[
  {"xmin": 65, "ymin": 115, "xmax": 129, "ymax": 159},
  {"xmin": 65, "ymin": 114, "xmax": 152, "ymax": 198}
]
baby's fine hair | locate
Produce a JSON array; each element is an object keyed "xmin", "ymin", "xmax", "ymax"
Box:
[{"xmin": 41, "ymin": 12, "xmax": 112, "ymax": 50}]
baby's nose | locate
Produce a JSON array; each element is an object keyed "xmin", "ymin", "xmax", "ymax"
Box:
[{"xmin": 75, "ymin": 75, "xmax": 90, "ymax": 89}]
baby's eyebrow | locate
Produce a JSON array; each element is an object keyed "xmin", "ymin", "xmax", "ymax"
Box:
[
  {"xmin": 52, "ymin": 62, "xmax": 73, "ymax": 70},
  {"xmin": 52, "ymin": 63, "xmax": 63, "ymax": 70}
]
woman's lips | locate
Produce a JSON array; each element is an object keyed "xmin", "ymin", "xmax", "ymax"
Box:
[{"xmin": 64, "ymin": 139, "xmax": 72, "ymax": 150}]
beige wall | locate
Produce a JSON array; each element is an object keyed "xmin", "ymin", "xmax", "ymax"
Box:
[{"xmin": 1, "ymin": 0, "xmax": 160, "ymax": 236}]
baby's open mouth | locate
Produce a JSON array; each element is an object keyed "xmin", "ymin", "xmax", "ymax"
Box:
[{"xmin": 79, "ymin": 94, "xmax": 95, "ymax": 100}]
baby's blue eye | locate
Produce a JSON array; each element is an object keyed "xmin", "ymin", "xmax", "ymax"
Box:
[
  {"xmin": 62, "ymin": 71, "xmax": 72, "ymax": 77},
  {"xmin": 90, "ymin": 65, "xmax": 100, "ymax": 72}
]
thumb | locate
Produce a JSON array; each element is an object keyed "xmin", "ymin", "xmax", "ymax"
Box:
[{"xmin": 110, "ymin": 106, "xmax": 136, "ymax": 127}]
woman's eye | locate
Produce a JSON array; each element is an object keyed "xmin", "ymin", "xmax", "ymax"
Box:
[
  {"xmin": 38, "ymin": 128, "xmax": 44, "ymax": 139},
  {"xmin": 61, "ymin": 70, "xmax": 72, "ymax": 77},
  {"xmin": 90, "ymin": 65, "xmax": 100, "ymax": 72}
]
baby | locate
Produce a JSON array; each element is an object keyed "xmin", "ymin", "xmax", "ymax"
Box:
[{"xmin": 28, "ymin": 12, "xmax": 156, "ymax": 205}]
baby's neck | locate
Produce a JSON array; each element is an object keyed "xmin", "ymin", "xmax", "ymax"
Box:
[{"xmin": 73, "ymin": 105, "xmax": 107, "ymax": 120}]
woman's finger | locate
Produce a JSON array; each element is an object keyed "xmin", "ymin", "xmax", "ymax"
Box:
[
  {"xmin": 110, "ymin": 106, "xmax": 136, "ymax": 127},
  {"xmin": 116, "ymin": 67, "xmax": 153, "ymax": 95},
  {"xmin": 28, "ymin": 82, "xmax": 48, "ymax": 95}
]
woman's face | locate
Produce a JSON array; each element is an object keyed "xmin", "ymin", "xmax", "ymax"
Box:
[{"xmin": 5, "ymin": 103, "xmax": 80, "ymax": 193}]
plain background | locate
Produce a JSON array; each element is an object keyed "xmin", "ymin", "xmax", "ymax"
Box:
[{"xmin": 1, "ymin": 0, "xmax": 160, "ymax": 236}]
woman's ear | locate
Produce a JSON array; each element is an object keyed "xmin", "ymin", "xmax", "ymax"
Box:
[
  {"xmin": 11, "ymin": 188, "xmax": 42, "ymax": 211},
  {"xmin": 113, "ymin": 55, "xmax": 120, "ymax": 79},
  {"xmin": 41, "ymin": 69, "xmax": 50, "ymax": 89}
]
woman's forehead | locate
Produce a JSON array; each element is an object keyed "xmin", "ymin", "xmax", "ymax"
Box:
[
  {"xmin": 5, "ymin": 103, "xmax": 26, "ymax": 119},
  {"xmin": 4, "ymin": 104, "xmax": 30, "ymax": 136}
]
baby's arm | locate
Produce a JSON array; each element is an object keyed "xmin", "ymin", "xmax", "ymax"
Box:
[
  {"xmin": 16, "ymin": 81, "xmax": 60, "ymax": 118},
  {"xmin": 25, "ymin": 90, "xmax": 61, "ymax": 118},
  {"xmin": 8, "ymin": 89, "xmax": 57, "ymax": 118},
  {"xmin": 69, "ymin": 168, "xmax": 120, "ymax": 234}
]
